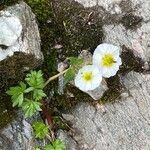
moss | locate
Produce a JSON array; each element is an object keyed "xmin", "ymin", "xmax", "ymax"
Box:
[
  {"xmin": 120, "ymin": 45, "xmax": 144, "ymax": 74},
  {"xmin": 100, "ymin": 75, "xmax": 122, "ymax": 104},
  {"xmin": 0, "ymin": 0, "xmax": 20, "ymax": 10},
  {"xmin": 48, "ymin": 84, "xmax": 93, "ymax": 112},
  {"xmin": 0, "ymin": 52, "xmax": 40, "ymax": 129},
  {"xmin": 121, "ymin": 13, "xmax": 143, "ymax": 30}
]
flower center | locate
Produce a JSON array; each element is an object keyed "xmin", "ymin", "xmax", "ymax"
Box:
[
  {"xmin": 83, "ymin": 72, "xmax": 93, "ymax": 81},
  {"xmin": 102, "ymin": 54, "xmax": 115, "ymax": 67}
]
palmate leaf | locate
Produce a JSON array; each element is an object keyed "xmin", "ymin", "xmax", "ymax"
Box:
[
  {"xmin": 6, "ymin": 82, "xmax": 26, "ymax": 107},
  {"xmin": 22, "ymin": 99, "xmax": 42, "ymax": 118},
  {"xmin": 25, "ymin": 70, "xmax": 44, "ymax": 89},
  {"xmin": 33, "ymin": 89, "xmax": 46, "ymax": 101},
  {"xmin": 32, "ymin": 122, "xmax": 49, "ymax": 139},
  {"xmin": 45, "ymin": 139, "xmax": 66, "ymax": 150}
]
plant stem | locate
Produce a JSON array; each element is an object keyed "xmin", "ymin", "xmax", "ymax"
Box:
[{"xmin": 44, "ymin": 69, "xmax": 68, "ymax": 87}]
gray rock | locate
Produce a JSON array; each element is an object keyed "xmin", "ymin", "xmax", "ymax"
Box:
[
  {"xmin": 59, "ymin": 2, "xmax": 150, "ymax": 149},
  {"xmin": 75, "ymin": 0, "xmax": 150, "ymax": 62},
  {"xmin": 0, "ymin": 1, "xmax": 43, "ymax": 61},
  {"xmin": 57, "ymin": 130, "xmax": 79, "ymax": 150},
  {"xmin": 68, "ymin": 72, "xmax": 150, "ymax": 150},
  {"xmin": 0, "ymin": 117, "xmax": 34, "ymax": 150},
  {"xmin": 0, "ymin": 15, "xmax": 22, "ymax": 47},
  {"xmin": 103, "ymin": 22, "xmax": 150, "ymax": 61}
]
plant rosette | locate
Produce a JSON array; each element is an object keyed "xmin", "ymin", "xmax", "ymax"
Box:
[
  {"xmin": 93, "ymin": 43, "xmax": 122, "ymax": 78},
  {"xmin": 75, "ymin": 65, "xmax": 102, "ymax": 92}
]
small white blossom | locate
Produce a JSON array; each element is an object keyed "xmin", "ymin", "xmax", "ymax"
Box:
[
  {"xmin": 93, "ymin": 43, "xmax": 122, "ymax": 78},
  {"xmin": 75, "ymin": 65, "xmax": 102, "ymax": 92}
]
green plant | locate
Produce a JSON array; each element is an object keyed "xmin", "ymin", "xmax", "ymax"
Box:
[
  {"xmin": 7, "ymin": 70, "xmax": 46, "ymax": 118},
  {"xmin": 64, "ymin": 57, "xmax": 83, "ymax": 85},
  {"xmin": 6, "ymin": 57, "xmax": 83, "ymax": 150},
  {"xmin": 6, "ymin": 45, "xmax": 122, "ymax": 149},
  {"xmin": 32, "ymin": 121, "xmax": 49, "ymax": 139},
  {"xmin": 44, "ymin": 139, "xmax": 66, "ymax": 150}
]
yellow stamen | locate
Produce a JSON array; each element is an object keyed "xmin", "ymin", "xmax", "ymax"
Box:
[
  {"xmin": 102, "ymin": 53, "xmax": 116, "ymax": 67},
  {"xmin": 82, "ymin": 72, "xmax": 93, "ymax": 81}
]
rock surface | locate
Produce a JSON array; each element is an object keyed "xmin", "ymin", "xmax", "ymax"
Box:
[
  {"xmin": 0, "ymin": 1, "xmax": 43, "ymax": 61},
  {"xmin": 0, "ymin": 2, "xmax": 43, "ymax": 149},
  {"xmin": 0, "ymin": 0, "xmax": 150, "ymax": 150},
  {"xmin": 56, "ymin": 0, "xmax": 150, "ymax": 149},
  {"xmin": 0, "ymin": 114, "xmax": 34, "ymax": 150},
  {"xmin": 0, "ymin": 16, "xmax": 22, "ymax": 47}
]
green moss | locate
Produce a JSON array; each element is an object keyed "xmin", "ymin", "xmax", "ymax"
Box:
[
  {"xmin": 0, "ymin": 0, "xmax": 20, "ymax": 10},
  {"xmin": 120, "ymin": 45, "xmax": 144, "ymax": 74},
  {"xmin": 100, "ymin": 75, "xmax": 122, "ymax": 104}
]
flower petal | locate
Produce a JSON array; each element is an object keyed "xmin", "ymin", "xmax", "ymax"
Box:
[{"xmin": 102, "ymin": 64, "xmax": 119, "ymax": 78}]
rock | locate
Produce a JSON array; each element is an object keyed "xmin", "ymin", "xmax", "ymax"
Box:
[
  {"xmin": 0, "ymin": 1, "xmax": 43, "ymax": 61},
  {"xmin": 103, "ymin": 22, "xmax": 150, "ymax": 61},
  {"xmin": 57, "ymin": 130, "xmax": 79, "ymax": 150},
  {"xmin": 0, "ymin": 117, "xmax": 34, "ymax": 150},
  {"xmin": 67, "ymin": 71, "xmax": 150, "ymax": 150},
  {"xmin": 55, "ymin": 0, "xmax": 150, "ymax": 149},
  {"xmin": 0, "ymin": 1, "xmax": 43, "ymax": 101},
  {"xmin": 0, "ymin": 15, "xmax": 22, "ymax": 47},
  {"xmin": 62, "ymin": 113, "xmax": 75, "ymax": 121},
  {"xmin": 0, "ymin": 2, "xmax": 43, "ymax": 149}
]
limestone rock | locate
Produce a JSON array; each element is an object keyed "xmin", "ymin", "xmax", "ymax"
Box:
[
  {"xmin": 67, "ymin": 71, "xmax": 150, "ymax": 150},
  {"xmin": 57, "ymin": 130, "xmax": 79, "ymax": 150},
  {"xmin": 0, "ymin": 16, "xmax": 22, "ymax": 47},
  {"xmin": 0, "ymin": 1, "xmax": 43, "ymax": 61},
  {"xmin": 56, "ymin": 0, "xmax": 150, "ymax": 149},
  {"xmin": 0, "ymin": 117, "xmax": 34, "ymax": 150}
]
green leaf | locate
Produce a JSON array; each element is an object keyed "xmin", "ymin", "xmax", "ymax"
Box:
[
  {"xmin": 6, "ymin": 82, "xmax": 26, "ymax": 107},
  {"xmin": 35, "ymin": 147, "xmax": 41, "ymax": 150},
  {"xmin": 64, "ymin": 68, "xmax": 75, "ymax": 85},
  {"xmin": 25, "ymin": 70, "xmax": 44, "ymax": 89},
  {"xmin": 44, "ymin": 140, "xmax": 65, "ymax": 150},
  {"xmin": 22, "ymin": 99, "xmax": 42, "ymax": 118},
  {"xmin": 33, "ymin": 89, "xmax": 46, "ymax": 101},
  {"xmin": 24, "ymin": 87, "xmax": 34, "ymax": 93},
  {"xmin": 44, "ymin": 144, "xmax": 54, "ymax": 150},
  {"xmin": 32, "ymin": 122, "xmax": 49, "ymax": 139},
  {"xmin": 52, "ymin": 139, "xmax": 66, "ymax": 150},
  {"xmin": 68, "ymin": 57, "xmax": 83, "ymax": 67},
  {"xmin": 44, "ymin": 144, "xmax": 55, "ymax": 150}
]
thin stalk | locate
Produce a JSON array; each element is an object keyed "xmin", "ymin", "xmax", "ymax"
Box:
[{"xmin": 44, "ymin": 69, "xmax": 68, "ymax": 87}]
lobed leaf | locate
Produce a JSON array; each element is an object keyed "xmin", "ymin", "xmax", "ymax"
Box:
[
  {"xmin": 33, "ymin": 89, "xmax": 46, "ymax": 101},
  {"xmin": 32, "ymin": 121, "xmax": 49, "ymax": 139},
  {"xmin": 22, "ymin": 99, "xmax": 42, "ymax": 118},
  {"xmin": 25, "ymin": 70, "xmax": 45, "ymax": 89},
  {"xmin": 6, "ymin": 82, "xmax": 26, "ymax": 107},
  {"xmin": 44, "ymin": 139, "xmax": 66, "ymax": 150}
]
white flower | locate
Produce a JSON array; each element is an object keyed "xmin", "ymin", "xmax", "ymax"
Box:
[
  {"xmin": 75, "ymin": 65, "xmax": 102, "ymax": 92},
  {"xmin": 93, "ymin": 43, "xmax": 122, "ymax": 78}
]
